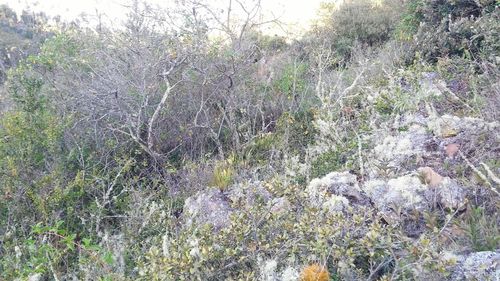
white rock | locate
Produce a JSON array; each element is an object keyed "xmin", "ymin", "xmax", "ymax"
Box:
[
  {"xmin": 259, "ymin": 258, "xmax": 278, "ymax": 281},
  {"xmin": 370, "ymin": 125, "xmax": 430, "ymax": 177},
  {"xmin": 306, "ymin": 171, "xmax": 361, "ymax": 206},
  {"xmin": 28, "ymin": 274, "xmax": 42, "ymax": 281},
  {"xmin": 363, "ymin": 175, "xmax": 429, "ymax": 214}
]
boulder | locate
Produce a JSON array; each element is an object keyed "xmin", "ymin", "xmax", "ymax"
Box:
[
  {"xmin": 306, "ymin": 171, "xmax": 362, "ymax": 203},
  {"xmin": 228, "ymin": 180, "xmax": 272, "ymax": 209},
  {"xmin": 362, "ymin": 175, "xmax": 429, "ymax": 215},
  {"xmin": 306, "ymin": 171, "xmax": 362, "ymax": 214},
  {"xmin": 428, "ymin": 114, "xmax": 499, "ymax": 139},
  {"xmin": 370, "ymin": 125, "xmax": 431, "ymax": 178},
  {"xmin": 418, "ymin": 167, "xmax": 467, "ymax": 210},
  {"xmin": 183, "ymin": 189, "xmax": 233, "ymax": 231},
  {"xmin": 449, "ymin": 251, "xmax": 500, "ymax": 281}
]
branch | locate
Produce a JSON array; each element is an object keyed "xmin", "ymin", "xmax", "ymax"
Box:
[{"xmin": 147, "ymin": 58, "xmax": 185, "ymax": 154}]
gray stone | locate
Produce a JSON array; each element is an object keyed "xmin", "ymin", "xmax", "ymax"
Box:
[
  {"xmin": 228, "ymin": 180, "xmax": 272, "ymax": 209},
  {"xmin": 362, "ymin": 175, "xmax": 429, "ymax": 214},
  {"xmin": 306, "ymin": 171, "xmax": 362, "ymax": 203},
  {"xmin": 370, "ymin": 125, "xmax": 431, "ymax": 178},
  {"xmin": 183, "ymin": 189, "xmax": 233, "ymax": 231},
  {"xmin": 449, "ymin": 251, "xmax": 500, "ymax": 281}
]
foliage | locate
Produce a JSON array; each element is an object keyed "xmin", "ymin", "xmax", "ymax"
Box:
[
  {"xmin": 461, "ymin": 206, "xmax": 499, "ymax": 252},
  {"xmin": 210, "ymin": 157, "xmax": 235, "ymax": 192},
  {"xmin": 0, "ymin": 0, "xmax": 498, "ymax": 279},
  {"xmin": 406, "ymin": 0, "xmax": 499, "ymax": 62},
  {"xmin": 311, "ymin": 0, "xmax": 404, "ymax": 63},
  {"xmin": 276, "ymin": 109, "xmax": 317, "ymax": 156}
]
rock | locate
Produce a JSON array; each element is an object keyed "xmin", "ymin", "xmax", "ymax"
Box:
[
  {"xmin": 428, "ymin": 114, "xmax": 499, "ymax": 139},
  {"xmin": 322, "ymin": 195, "xmax": 350, "ymax": 213},
  {"xmin": 418, "ymin": 167, "xmax": 467, "ymax": 210},
  {"xmin": 183, "ymin": 189, "xmax": 233, "ymax": 231},
  {"xmin": 362, "ymin": 175, "xmax": 429, "ymax": 216},
  {"xmin": 449, "ymin": 251, "xmax": 500, "ymax": 281},
  {"xmin": 258, "ymin": 258, "xmax": 278, "ymax": 281},
  {"xmin": 428, "ymin": 114, "xmax": 461, "ymax": 138},
  {"xmin": 306, "ymin": 172, "xmax": 363, "ymax": 214},
  {"xmin": 370, "ymin": 125, "xmax": 431, "ymax": 177},
  {"xmin": 228, "ymin": 180, "xmax": 272, "ymax": 209},
  {"xmin": 306, "ymin": 171, "xmax": 362, "ymax": 206},
  {"xmin": 436, "ymin": 177, "xmax": 467, "ymax": 210},
  {"xmin": 363, "ymin": 169, "xmax": 467, "ymax": 220},
  {"xmin": 28, "ymin": 274, "xmax": 42, "ymax": 281},
  {"xmin": 281, "ymin": 266, "xmax": 300, "ymax": 281}
]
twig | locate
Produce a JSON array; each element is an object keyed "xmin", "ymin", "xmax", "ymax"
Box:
[{"xmin": 458, "ymin": 151, "xmax": 499, "ymax": 196}]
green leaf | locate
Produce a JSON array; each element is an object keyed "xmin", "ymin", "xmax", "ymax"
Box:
[{"xmin": 103, "ymin": 251, "xmax": 114, "ymax": 265}]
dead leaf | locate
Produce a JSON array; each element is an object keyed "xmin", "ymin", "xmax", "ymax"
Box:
[
  {"xmin": 445, "ymin": 143, "xmax": 460, "ymax": 158},
  {"xmin": 419, "ymin": 167, "xmax": 444, "ymax": 187}
]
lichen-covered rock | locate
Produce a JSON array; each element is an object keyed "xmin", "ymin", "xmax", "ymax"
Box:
[
  {"xmin": 183, "ymin": 189, "xmax": 233, "ymax": 231},
  {"xmin": 306, "ymin": 171, "xmax": 362, "ymax": 214},
  {"xmin": 306, "ymin": 171, "xmax": 362, "ymax": 203},
  {"xmin": 322, "ymin": 195, "xmax": 350, "ymax": 213},
  {"xmin": 362, "ymin": 175, "xmax": 429, "ymax": 215},
  {"xmin": 258, "ymin": 258, "xmax": 278, "ymax": 281},
  {"xmin": 418, "ymin": 167, "xmax": 467, "ymax": 210},
  {"xmin": 280, "ymin": 266, "xmax": 300, "ymax": 281},
  {"xmin": 228, "ymin": 180, "xmax": 272, "ymax": 209},
  {"xmin": 370, "ymin": 125, "xmax": 431, "ymax": 178},
  {"xmin": 428, "ymin": 114, "xmax": 499, "ymax": 139},
  {"xmin": 449, "ymin": 251, "xmax": 500, "ymax": 281},
  {"xmin": 436, "ymin": 177, "xmax": 467, "ymax": 210},
  {"xmin": 28, "ymin": 274, "xmax": 42, "ymax": 281},
  {"xmin": 428, "ymin": 114, "xmax": 462, "ymax": 138}
]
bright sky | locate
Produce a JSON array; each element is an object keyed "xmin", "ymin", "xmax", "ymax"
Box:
[{"xmin": 1, "ymin": 0, "xmax": 331, "ymax": 36}]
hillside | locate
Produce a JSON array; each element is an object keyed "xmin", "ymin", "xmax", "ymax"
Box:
[{"xmin": 0, "ymin": 0, "xmax": 498, "ymax": 280}]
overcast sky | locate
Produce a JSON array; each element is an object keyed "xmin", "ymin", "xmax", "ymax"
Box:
[{"xmin": 1, "ymin": 0, "xmax": 331, "ymax": 36}]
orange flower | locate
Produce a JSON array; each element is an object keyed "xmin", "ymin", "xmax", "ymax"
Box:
[{"xmin": 301, "ymin": 264, "xmax": 330, "ymax": 281}]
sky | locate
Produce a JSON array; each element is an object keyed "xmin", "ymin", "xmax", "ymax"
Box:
[{"xmin": 1, "ymin": 0, "xmax": 331, "ymax": 36}]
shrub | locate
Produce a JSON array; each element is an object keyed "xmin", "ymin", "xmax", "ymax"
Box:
[
  {"xmin": 311, "ymin": 0, "xmax": 404, "ymax": 63},
  {"xmin": 404, "ymin": 0, "xmax": 498, "ymax": 62},
  {"xmin": 276, "ymin": 110, "xmax": 317, "ymax": 157},
  {"xmin": 210, "ymin": 158, "xmax": 235, "ymax": 191}
]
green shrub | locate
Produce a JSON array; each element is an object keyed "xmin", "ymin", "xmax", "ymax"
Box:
[
  {"xmin": 462, "ymin": 206, "xmax": 499, "ymax": 251},
  {"xmin": 311, "ymin": 150, "xmax": 344, "ymax": 179},
  {"xmin": 276, "ymin": 110, "xmax": 317, "ymax": 157},
  {"xmin": 312, "ymin": 0, "xmax": 404, "ymax": 63},
  {"xmin": 405, "ymin": 0, "xmax": 499, "ymax": 62},
  {"xmin": 210, "ymin": 157, "xmax": 235, "ymax": 191}
]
